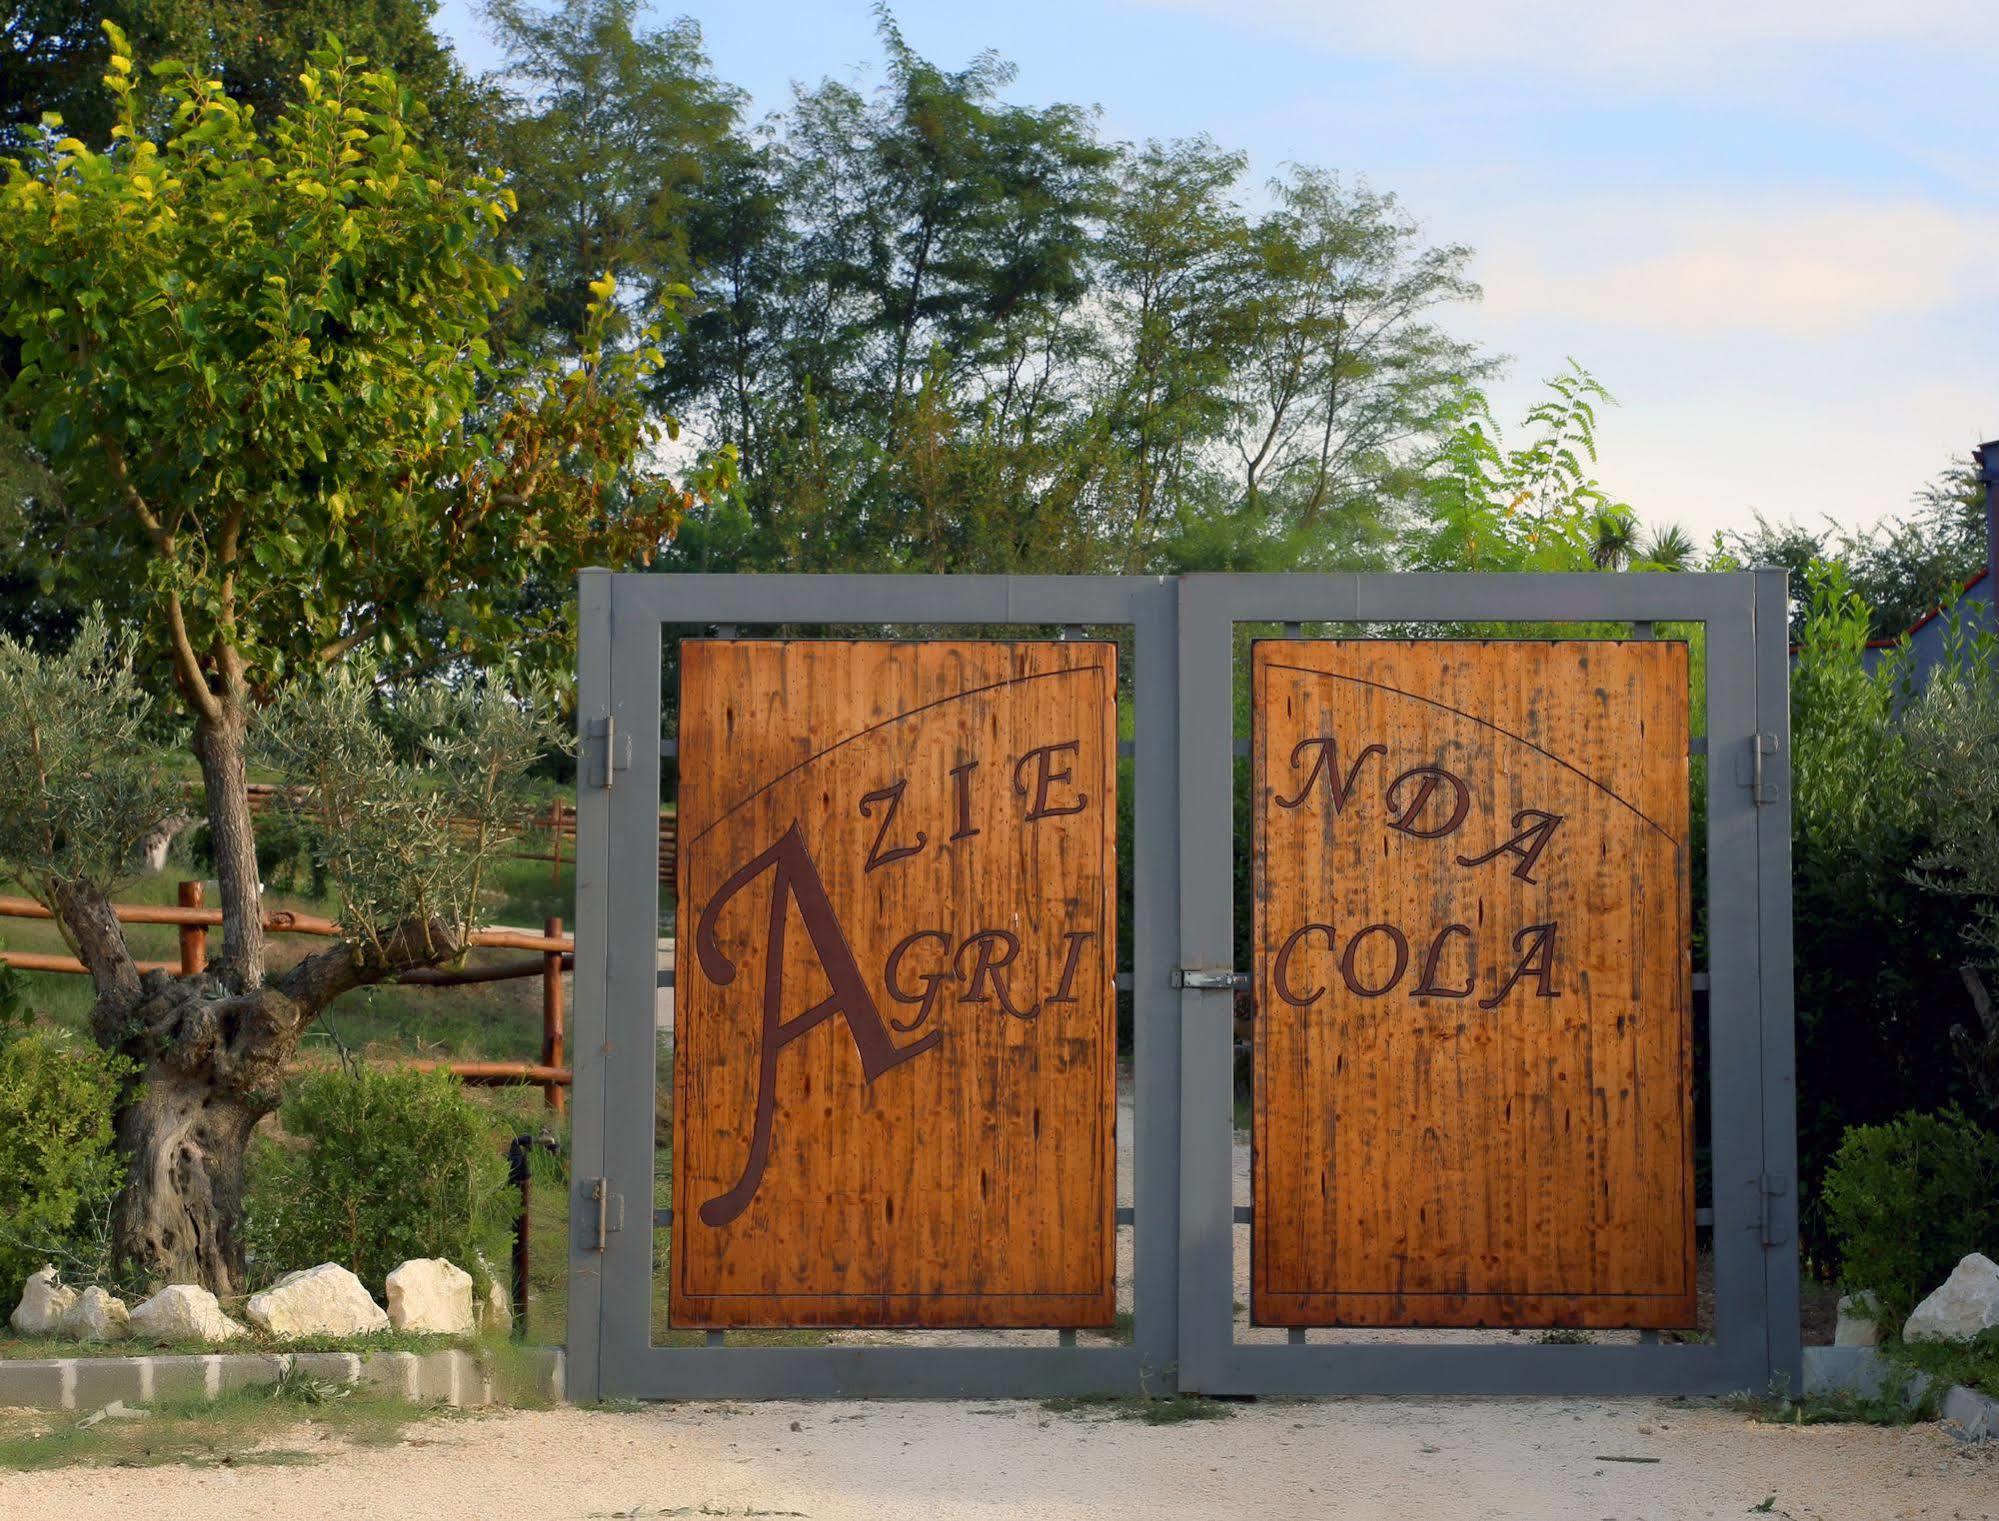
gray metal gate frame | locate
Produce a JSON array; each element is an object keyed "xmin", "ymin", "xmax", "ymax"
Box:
[{"xmin": 567, "ymin": 568, "xmax": 1797, "ymax": 1401}]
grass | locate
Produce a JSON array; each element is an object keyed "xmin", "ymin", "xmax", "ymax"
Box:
[
  {"xmin": 1883, "ymin": 1328, "xmax": 1999, "ymax": 1399},
  {"xmin": 0, "ymin": 1380, "xmax": 447, "ymax": 1471},
  {"xmin": 1729, "ymin": 1376, "xmax": 1939, "ymax": 1427},
  {"xmin": 1038, "ymin": 1393, "xmax": 1236, "ymax": 1425},
  {"xmin": 0, "ymin": 1327, "xmax": 482, "ymax": 1361},
  {"xmin": 2, "ymin": 852, "xmax": 591, "ymax": 1063}
]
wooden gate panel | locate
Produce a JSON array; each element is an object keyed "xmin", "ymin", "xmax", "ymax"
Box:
[
  {"xmin": 672, "ymin": 640, "xmax": 1117, "ymax": 1329},
  {"xmin": 1251, "ymin": 640, "xmax": 1692, "ymax": 1328}
]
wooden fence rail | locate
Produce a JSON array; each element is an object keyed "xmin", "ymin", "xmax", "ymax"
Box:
[
  {"xmin": 0, "ymin": 882, "xmax": 573, "ymax": 1112},
  {"xmin": 241, "ymin": 785, "xmax": 677, "ymax": 885}
]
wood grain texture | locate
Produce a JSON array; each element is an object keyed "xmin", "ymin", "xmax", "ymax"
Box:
[
  {"xmin": 1251, "ymin": 641, "xmax": 1693, "ymax": 1328},
  {"xmin": 672, "ymin": 641, "xmax": 1117, "ymax": 1329}
]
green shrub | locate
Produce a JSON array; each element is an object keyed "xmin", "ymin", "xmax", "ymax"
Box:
[
  {"xmin": 1821, "ymin": 1107, "xmax": 1999, "ymax": 1325},
  {"xmin": 0, "ymin": 1030, "xmax": 129, "ymax": 1312},
  {"xmin": 246, "ymin": 1065, "xmax": 512, "ymax": 1296}
]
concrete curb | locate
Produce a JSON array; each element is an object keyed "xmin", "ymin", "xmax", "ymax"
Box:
[
  {"xmin": 0, "ymin": 1346, "xmax": 563, "ymax": 1412},
  {"xmin": 1803, "ymin": 1345, "xmax": 1995, "ymax": 1442}
]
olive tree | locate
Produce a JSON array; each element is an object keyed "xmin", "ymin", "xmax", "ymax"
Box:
[{"xmin": 0, "ymin": 28, "xmax": 721, "ymax": 1292}]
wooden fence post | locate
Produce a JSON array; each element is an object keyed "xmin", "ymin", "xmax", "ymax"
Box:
[
  {"xmin": 177, "ymin": 880, "xmax": 206, "ymax": 976},
  {"xmin": 542, "ymin": 915, "xmax": 565, "ymax": 1114},
  {"xmin": 549, "ymin": 799, "xmax": 563, "ymax": 889}
]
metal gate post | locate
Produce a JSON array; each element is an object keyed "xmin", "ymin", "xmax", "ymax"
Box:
[
  {"xmin": 1754, "ymin": 567, "xmax": 1803, "ymax": 1388},
  {"xmin": 565, "ymin": 567, "xmax": 616, "ymax": 1401}
]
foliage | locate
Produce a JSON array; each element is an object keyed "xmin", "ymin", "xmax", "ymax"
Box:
[
  {"xmin": 1820, "ymin": 1107, "xmax": 1999, "ymax": 1325},
  {"xmin": 1410, "ymin": 363, "xmax": 1687, "ymax": 573},
  {"xmin": 2, "ymin": 0, "xmax": 497, "ymax": 159},
  {"xmin": 0, "ymin": 615, "xmax": 179, "ymax": 911},
  {"xmin": 0, "ymin": 1029, "xmax": 130, "ymax": 1306},
  {"xmin": 1904, "ymin": 656, "xmax": 1999, "ymax": 971},
  {"xmin": 1786, "ymin": 564, "xmax": 1983, "ymax": 1259},
  {"xmin": 245, "ymin": 1065, "xmax": 511, "ymax": 1295},
  {"xmin": 1887, "ymin": 1325, "xmax": 1999, "ymax": 1399},
  {"xmin": 1725, "ymin": 455, "xmax": 1987, "ymax": 641},
  {"xmin": 1729, "ymin": 1377, "xmax": 1937, "ymax": 1428},
  {"xmin": 626, "ymin": 14, "xmax": 1488, "ymax": 578},
  {"xmin": 255, "ymin": 668, "xmax": 567, "ymax": 956},
  {"xmin": 483, "ymin": 0, "xmax": 745, "ymax": 354},
  {"xmin": 0, "ymin": 25, "xmax": 721, "ymax": 696}
]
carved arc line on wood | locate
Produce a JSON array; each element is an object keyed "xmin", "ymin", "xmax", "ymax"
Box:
[
  {"xmin": 680, "ymin": 662, "xmax": 1103, "ymax": 854},
  {"xmin": 1259, "ymin": 660, "xmax": 1684, "ymax": 848}
]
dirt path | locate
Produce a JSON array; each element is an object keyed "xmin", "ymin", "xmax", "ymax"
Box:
[{"xmin": 9, "ymin": 1396, "xmax": 1993, "ymax": 1521}]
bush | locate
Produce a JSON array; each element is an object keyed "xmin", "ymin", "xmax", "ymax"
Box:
[
  {"xmin": 0, "ymin": 1030, "xmax": 129, "ymax": 1313},
  {"xmin": 1788, "ymin": 564, "xmax": 1984, "ymax": 1261},
  {"xmin": 1821, "ymin": 1107, "xmax": 1999, "ymax": 1326},
  {"xmin": 246, "ymin": 1065, "xmax": 512, "ymax": 1296}
]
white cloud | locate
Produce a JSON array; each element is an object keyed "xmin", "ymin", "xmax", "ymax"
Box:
[
  {"xmin": 1142, "ymin": 0, "xmax": 1984, "ymax": 73},
  {"xmin": 1466, "ymin": 196, "xmax": 1994, "ymax": 336}
]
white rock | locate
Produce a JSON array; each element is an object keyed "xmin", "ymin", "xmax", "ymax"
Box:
[
  {"xmin": 10, "ymin": 1266, "xmax": 78, "ymax": 1335},
  {"xmin": 1905, "ymin": 1253, "xmax": 1999, "ymax": 1343},
  {"xmin": 385, "ymin": 1258, "xmax": 474, "ymax": 1335},
  {"xmin": 1835, "ymin": 1290, "xmax": 1882, "ymax": 1348},
  {"xmin": 60, "ymin": 1286, "xmax": 130, "ymax": 1343},
  {"xmin": 129, "ymin": 1284, "xmax": 247, "ymax": 1345},
  {"xmin": 244, "ymin": 1263, "xmax": 388, "ymax": 1339}
]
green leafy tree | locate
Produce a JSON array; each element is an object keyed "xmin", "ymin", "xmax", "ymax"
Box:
[
  {"xmin": 0, "ymin": 30, "xmax": 719, "ymax": 1292},
  {"xmin": 2, "ymin": 0, "xmax": 497, "ymax": 158},
  {"xmin": 481, "ymin": 0, "xmax": 746, "ymax": 354},
  {"xmin": 1413, "ymin": 364, "xmax": 1637, "ymax": 572},
  {"xmin": 1785, "ymin": 564, "xmax": 1984, "ymax": 1255},
  {"xmin": 1725, "ymin": 454, "xmax": 1989, "ymax": 642},
  {"xmin": 1217, "ymin": 169, "xmax": 1488, "ymax": 565}
]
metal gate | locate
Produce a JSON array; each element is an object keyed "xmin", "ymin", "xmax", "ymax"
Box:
[{"xmin": 567, "ymin": 570, "xmax": 1798, "ymax": 1400}]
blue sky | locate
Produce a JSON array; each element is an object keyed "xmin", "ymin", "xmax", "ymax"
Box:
[{"xmin": 432, "ymin": 0, "xmax": 1997, "ymax": 542}]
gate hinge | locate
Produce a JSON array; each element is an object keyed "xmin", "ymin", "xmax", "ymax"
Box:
[
  {"xmin": 1171, "ymin": 967, "xmax": 1249, "ymax": 992},
  {"xmin": 585, "ymin": 716, "xmax": 631, "ymax": 791},
  {"xmin": 581, "ymin": 1177, "xmax": 625, "ymax": 1252},
  {"xmin": 1752, "ymin": 1172, "xmax": 1791, "ymax": 1248},
  {"xmin": 1737, "ymin": 731, "xmax": 1781, "ymax": 804}
]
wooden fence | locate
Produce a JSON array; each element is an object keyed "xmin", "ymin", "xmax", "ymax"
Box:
[
  {"xmin": 242, "ymin": 785, "xmax": 677, "ymax": 886},
  {"xmin": 0, "ymin": 882, "xmax": 574, "ymax": 1112}
]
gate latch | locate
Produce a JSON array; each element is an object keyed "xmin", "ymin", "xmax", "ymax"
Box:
[
  {"xmin": 1171, "ymin": 967, "xmax": 1249, "ymax": 992},
  {"xmin": 582, "ymin": 1178, "xmax": 624, "ymax": 1252}
]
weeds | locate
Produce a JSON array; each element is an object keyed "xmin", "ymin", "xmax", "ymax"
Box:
[
  {"xmin": 1039, "ymin": 1393, "xmax": 1236, "ymax": 1425},
  {"xmin": 0, "ymin": 1381, "xmax": 440, "ymax": 1471},
  {"xmin": 1728, "ymin": 1375, "xmax": 1936, "ymax": 1427}
]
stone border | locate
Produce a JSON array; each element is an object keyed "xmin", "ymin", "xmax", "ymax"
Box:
[
  {"xmin": 1803, "ymin": 1345, "xmax": 1996, "ymax": 1442},
  {"xmin": 0, "ymin": 1346, "xmax": 563, "ymax": 1411}
]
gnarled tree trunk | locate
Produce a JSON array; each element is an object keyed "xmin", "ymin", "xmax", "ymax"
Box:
[
  {"xmin": 93, "ymin": 970, "xmax": 305, "ymax": 1293},
  {"xmin": 110, "ymin": 1062, "xmax": 267, "ymax": 1293}
]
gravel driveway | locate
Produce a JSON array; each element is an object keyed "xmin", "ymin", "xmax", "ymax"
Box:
[{"xmin": 9, "ymin": 1394, "xmax": 1993, "ymax": 1521}]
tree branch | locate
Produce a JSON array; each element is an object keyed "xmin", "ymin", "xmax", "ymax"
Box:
[
  {"xmin": 275, "ymin": 916, "xmax": 468, "ymax": 1014},
  {"xmin": 47, "ymin": 878, "xmax": 141, "ymax": 1014},
  {"xmin": 100, "ymin": 437, "xmax": 224, "ymax": 724},
  {"xmin": 313, "ymin": 617, "xmax": 383, "ymax": 665}
]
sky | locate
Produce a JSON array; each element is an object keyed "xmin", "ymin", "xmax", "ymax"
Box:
[{"xmin": 430, "ymin": 0, "xmax": 1998, "ymax": 543}]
